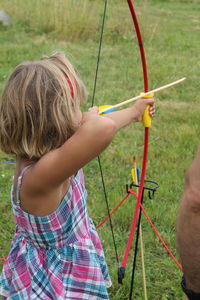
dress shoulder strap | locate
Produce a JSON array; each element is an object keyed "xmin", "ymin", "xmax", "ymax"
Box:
[{"xmin": 15, "ymin": 165, "xmax": 31, "ymax": 206}]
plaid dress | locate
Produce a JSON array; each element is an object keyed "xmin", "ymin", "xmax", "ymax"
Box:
[{"xmin": 0, "ymin": 168, "xmax": 111, "ymax": 299}]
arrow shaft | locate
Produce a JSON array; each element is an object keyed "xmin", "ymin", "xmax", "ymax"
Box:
[{"xmin": 98, "ymin": 77, "xmax": 186, "ymax": 114}]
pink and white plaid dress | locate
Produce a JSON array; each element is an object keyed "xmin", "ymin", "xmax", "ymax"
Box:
[{"xmin": 0, "ymin": 168, "xmax": 111, "ymax": 299}]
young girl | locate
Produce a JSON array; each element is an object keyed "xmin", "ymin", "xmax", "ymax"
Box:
[{"xmin": 0, "ymin": 52, "xmax": 154, "ymax": 299}]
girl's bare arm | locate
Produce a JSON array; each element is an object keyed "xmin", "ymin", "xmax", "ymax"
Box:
[{"xmin": 27, "ymin": 98, "xmax": 154, "ymax": 191}]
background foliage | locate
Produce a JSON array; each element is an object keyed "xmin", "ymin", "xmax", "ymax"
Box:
[{"xmin": 0, "ymin": 0, "xmax": 200, "ymax": 299}]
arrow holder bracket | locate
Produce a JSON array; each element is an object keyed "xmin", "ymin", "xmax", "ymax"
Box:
[{"xmin": 126, "ymin": 179, "xmax": 159, "ymax": 199}]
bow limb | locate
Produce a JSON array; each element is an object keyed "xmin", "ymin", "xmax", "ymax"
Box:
[
  {"xmin": 118, "ymin": 0, "xmax": 150, "ymax": 283},
  {"xmin": 127, "ymin": 0, "xmax": 148, "ymax": 92}
]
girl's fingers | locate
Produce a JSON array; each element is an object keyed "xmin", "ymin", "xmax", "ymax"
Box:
[
  {"xmin": 88, "ymin": 106, "xmax": 99, "ymax": 113},
  {"xmin": 149, "ymin": 105, "xmax": 155, "ymax": 117}
]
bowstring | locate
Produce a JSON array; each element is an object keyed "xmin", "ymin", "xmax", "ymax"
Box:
[
  {"xmin": 91, "ymin": 0, "xmax": 119, "ymax": 266},
  {"xmin": 91, "ymin": 0, "xmax": 107, "ymax": 107}
]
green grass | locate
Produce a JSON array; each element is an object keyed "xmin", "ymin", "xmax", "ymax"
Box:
[{"xmin": 0, "ymin": 0, "xmax": 200, "ymax": 299}]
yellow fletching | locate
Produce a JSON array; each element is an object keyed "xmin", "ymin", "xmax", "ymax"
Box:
[
  {"xmin": 98, "ymin": 105, "xmax": 113, "ymax": 115},
  {"xmin": 131, "ymin": 168, "xmax": 136, "ymax": 185}
]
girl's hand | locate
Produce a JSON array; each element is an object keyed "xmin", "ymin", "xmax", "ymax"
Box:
[
  {"xmin": 132, "ymin": 97, "xmax": 155, "ymax": 122},
  {"xmin": 81, "ymin": 106, "xmax": 99, "ymax": 124}
]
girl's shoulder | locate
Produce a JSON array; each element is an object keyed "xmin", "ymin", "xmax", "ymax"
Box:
[{"xmin": 13, "ymin": 159, "xmax": 73, "ymax": 217}]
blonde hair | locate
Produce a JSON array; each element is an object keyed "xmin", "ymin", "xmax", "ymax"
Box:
[{"xmin": 0, "ymin": 52, "xmax": 86, "ymax": 159}]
